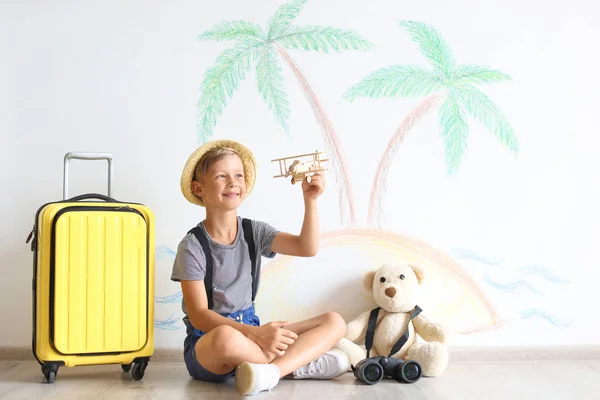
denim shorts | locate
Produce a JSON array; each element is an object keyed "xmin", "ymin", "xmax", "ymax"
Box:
[{"xmin": 183, "ymin": 305, "xmax": 261, "ymax": 382}]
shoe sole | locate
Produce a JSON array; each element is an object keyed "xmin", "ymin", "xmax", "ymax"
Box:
[{"xmin": 235, "ymin": 362, "xmax": 255, "ymax": 396}]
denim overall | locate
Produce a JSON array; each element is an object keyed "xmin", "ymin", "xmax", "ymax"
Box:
[
  {"xmin": 183, "ymin": 219, "xmax": 262, "ymax": 382},
  {"xmin": 183, "ymin": 305, "xmax": 261, "ymax": 382}
]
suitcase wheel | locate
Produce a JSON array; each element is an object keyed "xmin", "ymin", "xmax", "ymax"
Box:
[
  {"xmin": 121, "ymin": 363, "xmax": 132, "ymax": 373},
  {"xmin": 130, "ymin": 362, "xmax": 148, "ymax": 381},
  {"xmin": 41, "ymin": 365, "xmax": 58, "ymax": 384}
]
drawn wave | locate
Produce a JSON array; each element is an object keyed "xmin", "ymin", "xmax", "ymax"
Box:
[
  {"xmin": 156, "ymin": 291, "xmax": 183, "ymax": 304},
  {"xmin": 519, "ymin": 309, "xmax": 572, "ymax": 327},
  {"xmin": 452, "ymin": 250, "xmax": 570, "ymax": 287},
  {"xmin": 156, "ymin": 245, "xmax": 176, "ymax": 260},
  {"xmin": 154, "ymin": 314, "xmax": 182, "ymax": 330},
  {"xmin": 451, "ymin": 249, "xmax": 505, "ymax": 265},
  {"xmin": 483, "ymin": 276, "xmax": 544, "ymax": 294},
  {"xmin": 518, "ymin": 266, "xmax": 571, "ymax": 284}
]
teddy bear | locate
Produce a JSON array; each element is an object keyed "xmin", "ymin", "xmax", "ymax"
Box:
[{"xmin": 334, "ymin": 263, "xmax": 449, "ymax": 377}]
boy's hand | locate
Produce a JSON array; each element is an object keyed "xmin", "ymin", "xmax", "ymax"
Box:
[
  {"xmin": 249, "ymin": 321, "xmax": 298, "ymax": 357},
  {"xmin": 302, "ymin": 170, "xmax": 326, "ymax": 201}
]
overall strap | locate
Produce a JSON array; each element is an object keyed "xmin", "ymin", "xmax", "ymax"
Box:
[
  {"xmin": 364, "ymin": 305, "xmax": 423, "ymax": 359},
  {"xmin": 241, "ymin": 218, "xmax": 258, "ymax": 301},
  {"xmin": 188, "ymin": 227, "xmax": 214, "ymax": 310},
  {"xmin": 189, "ymin": 219, "xmax": 258, "ymax": 311}
]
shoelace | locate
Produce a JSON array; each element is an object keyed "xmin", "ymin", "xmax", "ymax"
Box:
[{"xmin": 296, "ymin": 356, "xmax": 325, "ymax": 378}]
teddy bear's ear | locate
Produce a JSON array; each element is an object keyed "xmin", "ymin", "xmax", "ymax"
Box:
[
  {"xmin": 409, "ymin": 264, "xmax": 425, "ymax": 284},
  {"xmin": 362, "ymin": 271, "xmax": 377, "ymax": 292}
]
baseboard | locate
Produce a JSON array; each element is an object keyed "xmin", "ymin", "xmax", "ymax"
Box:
[
  {"xmin": 447, "ymin": 346, "xmax": 600, "ymax": 363},
  {"xmin": 2, "ymin": 346, "xmax": 599, "ymax": 363}
]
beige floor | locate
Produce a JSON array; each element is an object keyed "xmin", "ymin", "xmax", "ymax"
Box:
[{"xmin": 1, "ymin": 360, "xmax": 599, "ymax": 399}]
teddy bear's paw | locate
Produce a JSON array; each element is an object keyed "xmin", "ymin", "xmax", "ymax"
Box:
[
  {"xmin": 334, "ymin": 338, "xmax": 366, "ymax": 369},
  {"xmin": 406, "ymin": 342, "xmax": 448, "ymax": 377},
  {"xmin": 431, "ymin": 325, "xmax": 447, "ymax": 344}
]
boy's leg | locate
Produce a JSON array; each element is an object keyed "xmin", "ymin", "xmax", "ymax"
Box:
[
  {"xmin": 272, "ymin": 311, "xmax": 347, "ymax": 377},
  {"xmin": 194, "ymin": 325, "xmax": 275, "ymax": 375},
  {"xmin": 235, "ymin": 311, "xmax": 347, "ymax": 395}
]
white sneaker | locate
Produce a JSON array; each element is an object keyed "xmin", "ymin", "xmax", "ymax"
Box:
[
  {"xmin": 235, "ymin": 362, "xmax": 281, "ymax": 396},
  {"xmin": 292, "ymin": 349, "xmax": 350, "ymax": 380}
]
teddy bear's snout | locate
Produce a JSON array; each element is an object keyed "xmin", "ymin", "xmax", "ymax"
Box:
[{"xmin": 385, "ymin": 287, "xmax": 397, "ymax": 298}]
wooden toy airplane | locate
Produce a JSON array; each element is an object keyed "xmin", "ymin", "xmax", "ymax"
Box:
[{"xmin": 272, "ymin": 150, "xmax": 329, "ymax": 184}]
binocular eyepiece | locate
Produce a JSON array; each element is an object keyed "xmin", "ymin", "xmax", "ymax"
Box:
[{"xmin": 353, "ymin": 356, "xmax": 422, "ymax": 384}]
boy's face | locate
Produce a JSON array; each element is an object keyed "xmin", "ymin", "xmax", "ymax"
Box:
[{"xmin": 191, "ymin": 154, "xmax": 246, "ymax": 211}]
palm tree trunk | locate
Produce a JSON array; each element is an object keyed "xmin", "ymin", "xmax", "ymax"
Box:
[
  {"xmin": 368, "ymin": 93, "xmax": 442, "ymax": 229},
  {"xmin": 275, "ymin": 45, "xmax": 356, "ymax": 227}
]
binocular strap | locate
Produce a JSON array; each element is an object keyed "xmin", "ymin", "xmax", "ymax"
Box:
[{"xmin": 365, "ymin": 305, "xmax": 423, "ymax": 359}]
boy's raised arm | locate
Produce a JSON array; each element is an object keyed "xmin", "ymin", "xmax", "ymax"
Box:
[{"xmin": 271, "ymin": 171, "xmax": 325, "ymax": 257}]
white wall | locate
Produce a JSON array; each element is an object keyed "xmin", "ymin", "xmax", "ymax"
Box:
[{"xmin": 1, "ymin": 0, "xmax": 599, "ymax": 350}]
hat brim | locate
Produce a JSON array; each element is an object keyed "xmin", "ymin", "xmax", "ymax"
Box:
[{"xmin": 180, "ymin": 139, "xmax": 257, "ymax": 206}]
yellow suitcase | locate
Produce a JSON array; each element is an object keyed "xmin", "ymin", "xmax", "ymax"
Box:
[{"xmin": 26, "ymin": 152, "xmax": 155, "ymax": 383}]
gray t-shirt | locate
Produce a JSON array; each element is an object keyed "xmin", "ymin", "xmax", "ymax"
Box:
[{"xmin": 170, "ymin": 217, "xmax": 279, "ymax": 319}]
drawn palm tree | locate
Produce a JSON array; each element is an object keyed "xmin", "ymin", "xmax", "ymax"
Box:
[
  {"xmin": 343, "ymin": 21, "xmax": 518, "ymax": 229},
  {"xmin": 196, "ymin": 0, "xmax": 373, "ymax": 226}
]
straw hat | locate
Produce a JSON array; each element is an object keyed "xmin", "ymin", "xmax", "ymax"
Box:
[{"xmin": 180, "ymin": 139, "xmax": 257, "ymax": 206}]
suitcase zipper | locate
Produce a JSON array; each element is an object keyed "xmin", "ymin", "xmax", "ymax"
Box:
[
  {"xmin": 25, "ymin": 206, "xmax": 136, "ymax": 252},
  {"xmin": 49, "ymin": 205, "xmax": 149, "ymax": 355},
  {"xmin": 26, "ymin": 224, "xmax": 37, "ymax": 251}
]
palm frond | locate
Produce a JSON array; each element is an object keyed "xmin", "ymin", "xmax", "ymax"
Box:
[
  {"xmin": 267, "ymin": 0, "xmax": 307, "ymax": 40},
  {"xmin": 274, "ymin": 25, "xmax": 373, "ymax": 53},
  {"xmin": 439, "ymin": 92, "xmax": 469, "ymax": 174},
  {"xmin": 198, "ymin": 20, "xmax": 264, "ymax": 41},
  {"xmin": 399, "ymin": 20, "xmax": 454, "ymax": 77},
  {"xmin": 454, "ymin": 84, "xmax": 518, "ymax": 153},
  {"xmin": 452, "ymin": 65, "xmax": 512, "ymax": 85},
  {"xmin": 342, "ymin": 65, "xmax": 443, "ymax": 102},
  {"xmin": 196, "ymin": 42, "xmax": 259, "ymax": 143},
  {"xmin": 256, "ymin": 46, "xmax": 291, "ymax": 136}
]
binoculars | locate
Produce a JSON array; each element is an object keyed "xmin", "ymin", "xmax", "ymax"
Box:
[{"xmin": 353, "ymin": 356, "xmax": 422, "ymax": 384}]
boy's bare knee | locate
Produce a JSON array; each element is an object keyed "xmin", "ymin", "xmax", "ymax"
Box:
[
  {"xmin": 322, "ymin": 312, "xmax": 347, "ymax": 339},
  {"xmin": 210, "ymin": 325, "xmax": 246, "ymax": 359}
]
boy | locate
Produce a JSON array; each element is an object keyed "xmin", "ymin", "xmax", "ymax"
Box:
[{"xmin": 171, "ymin": 139, "xmax": 349, "ymax": 396}]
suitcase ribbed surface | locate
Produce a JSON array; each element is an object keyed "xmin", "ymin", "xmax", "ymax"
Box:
[{"xmin": 52, "ymin": 210, "xmax": 148, "ymax": 354}]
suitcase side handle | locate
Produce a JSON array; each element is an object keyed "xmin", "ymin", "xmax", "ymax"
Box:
[{"xmin": 63, "ymin": 152, "xmax": 113, "ymax": 200}]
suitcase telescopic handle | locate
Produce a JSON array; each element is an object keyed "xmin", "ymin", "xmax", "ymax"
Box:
[{"xmin": 63, "ymin": 152, "xmax": 113, "ymax": 200}]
